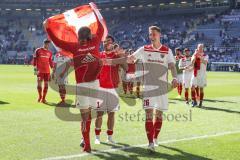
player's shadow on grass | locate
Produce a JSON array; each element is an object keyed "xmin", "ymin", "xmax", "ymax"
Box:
[
  {"xmin": 203, "ymin": 99, "xmax": 237, "ymax": 104},
  {"xmin": 44, "ymin": 99, "xmax": 75, "ymax": 107},
  {"xmin": 0, "ymin": 101, "xmax": 10, "ymax": 105},
  {"xmin": 170, "ymin": 98, "xmax": 237, "ymax": 104},
  {"xmin": 202, "ymin": 106, "xmax": 240, "ymax": 115},
  {"xmin": 91, "ymin": 143, "xmax": 212, "ymax": 160}
]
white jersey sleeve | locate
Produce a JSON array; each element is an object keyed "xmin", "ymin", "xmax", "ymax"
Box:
[
  {"xmin": 133, "ymin": 46, "xmax": 144, "ymax": 61},
  {"xmin": 178, "ymin": 58, "xmax": 183, "ymax": 68},
  {"xmin": 204, "ymin": 55, "xmax": 209, "ymax": 62},
  {"xmin": 167, "ymin": 49, "xmax": 175, "ymax": 64}
]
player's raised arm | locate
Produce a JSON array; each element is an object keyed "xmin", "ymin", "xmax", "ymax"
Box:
[
  {"xmin": 33, "ymin": 49, "xmax": 39, "ymax": 75},
  {"xmin": 43, "ymin": 20, "xmax": 77, "ymax": 53},
  {"xmin": 201, "ymin": 55, "xmax": 208, "ymax": 65}
]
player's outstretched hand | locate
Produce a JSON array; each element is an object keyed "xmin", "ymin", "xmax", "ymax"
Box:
[{"xmin": 171, "ymin": 78, "xmax": 178, "ymax": 88}]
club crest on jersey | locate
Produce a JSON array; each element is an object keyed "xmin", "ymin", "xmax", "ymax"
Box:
[
  {"xmin": 81, "ymin": 53, "xmax": 96, "ymax": 64},
  {"xmin": 160, "ymin": 54, "xmax": 165, "ymax": 59}
]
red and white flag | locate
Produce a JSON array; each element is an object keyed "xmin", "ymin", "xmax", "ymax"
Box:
[{"xmin": 44, "ymin": 2, "xmax": 108, "ymax": 57}]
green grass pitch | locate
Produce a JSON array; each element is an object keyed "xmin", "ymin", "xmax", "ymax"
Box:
[{"xmin": 0, "ymin": 65, "xmax": 240, "ymax": 160}]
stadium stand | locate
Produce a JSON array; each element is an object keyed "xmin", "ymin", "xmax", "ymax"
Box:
[{"xmin": 0, "ymin": 0, "xmax": 239, "ymax": 71}]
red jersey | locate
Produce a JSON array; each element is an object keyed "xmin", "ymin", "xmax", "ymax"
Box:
[
  {"xmin": 33, "ymin": 48, "xmax": 53, "ymax": 73},
  {"xmin": 127, "ymin": 63, "xmax": 136, "ymax": 73},
  {"xmin": 47, "ymin": 20, "xmax": 104, "ymax": 83},
  {"xmin": 99, "ymin": 52, "xmax": 120, "ymax": 88}
]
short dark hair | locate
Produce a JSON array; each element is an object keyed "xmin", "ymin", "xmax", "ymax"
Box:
[
  {"xmin": 78, "ymin": 26, "xmax": 91, "ymax": 40},
  {"xmin": 184, "ymin": 48, "xmax": 190, "ymax": 52},
  {"xmin": 44, "ymin": 39, "xmax": 51, "ymax": 44},
  {"xmin": 106, "ymin": 35, "xmax": 115, "ymax": 42},
  {"xmin": 175, "ymin": 47, "xmax": 182, "ymax": 52},
  {"xmin": 149, "ymin": 26, "xmax": 161, "ymax": 33}
]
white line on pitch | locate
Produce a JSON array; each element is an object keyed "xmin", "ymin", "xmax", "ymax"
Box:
[{"xmin": 41, "ymin": 130, "xmax": 240, "ymax": 160}]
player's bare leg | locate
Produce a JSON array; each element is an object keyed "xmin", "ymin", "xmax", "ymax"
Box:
[
  {"xmin": 195, "ymin": 86, "xmax": 200, "ymax": 100},
  {"xmin": 106, "ymin": 112, "xmax": 115, "ymax": 144},
  {"xmin": 145, "ymin": 109, "xmax": 155, "ymax": 152},
  {"xmin": 136, "ymin": 82, "xmax": 141, "ymax": 98},
  {"xmin": 185, "ymin": 88, "xmax": 189, "ymax": 104},
  {"xmin": 128, "ymin": 82, "xmax": 134, "ymax": 95},
  {"xmin": 80, "ymin": 108, "xmax": 92, "ymax": 152},
  {"xmin": 199, "ymin": 87, "xmax": 204, "ymax": 107},
  {"xmin": 191, "ymin": 86, "xmax": 197, "ymax": 107},
  {"xmin": 57, "ymin": 85, "xmax": 66, "ymax": 106},
  {"xmin": 122, "ymin": 81, "xmax": 128, "ymax": 94},
  {"xmin": 153, "ymin": 110, "xmax": 163, "ymax": 147},
  {"xmin": 41, "ymin": 81, "xmax": 48, "ymax": 103},
  {"xmin": 37, "ymin": 79, "xmax": 43, "ymax": 102},
  {"xmin": 95, "ymin": 111, "xmax": 104, "ymax": 144}
]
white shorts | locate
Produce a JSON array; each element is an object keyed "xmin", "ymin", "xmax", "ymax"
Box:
[
  {"xmin": 183, "ymin": 72, "xmax": 192, "ymax": 88},
  {"xmin": 75, "ymin": 80, "xmax": 100, "ymax": 109},
  {"xmin": 143, "ymin": 94, "xmax": 168, "ymax": 112},
  {"xmin": 125, "ymin": 72, "xmax": 143, "ymax": 83},
  {"xmin": 191, "ymin": 73, "xmax": 207, "ymax": 88},
  {"xmin": 96, "ymin": 87, "xmax": 119, "ymax": 112},
  {"xmin": 55, "ymin": 64, "xmax": 68, "ymax": 85},
  {"xmin": 177, "ymin": 74, "xmax": 183, "ymax": 83},
  {"xmin": 121, "ymin": 70, "xmax": 127, "ymax": 82}
]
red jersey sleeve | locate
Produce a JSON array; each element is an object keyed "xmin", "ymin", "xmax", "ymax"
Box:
[
  {"xmin": 33, "ymin": 49, "xmax": 39, "ymax": 67},
  {"xmin": 46, "ymin": 27, "xmax": 77, "ymax": 53},
  {"xmin": 49, "ymin": 52, "xmax": 54, "ymax": 68}
]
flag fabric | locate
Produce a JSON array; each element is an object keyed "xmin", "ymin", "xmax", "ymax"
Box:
[{"xmin": 44, "ymin": 2, "xmax": 108, "ymax": 57}]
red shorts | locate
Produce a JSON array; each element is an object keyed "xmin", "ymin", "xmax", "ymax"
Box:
[{"xmin": 37, "ymin": 73, "xmax": 50, "ymax": 81}]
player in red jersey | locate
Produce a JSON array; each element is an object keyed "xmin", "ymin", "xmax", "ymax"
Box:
[
  {"xmin": 33, "ymin": 39, "xmax": 53, "ymax": 103},
  {"xmin": 45, "ymin": 17, "xmax": 105, "ymax": 152},
  {"xmin": 95, "ymin": 35, "xmax": 127, "ymax": 144}
]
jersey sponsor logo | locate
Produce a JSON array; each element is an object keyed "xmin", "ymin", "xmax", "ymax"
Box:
[
  {"xmin": 78, "ymin": 46, "xmax": 95, "ymax": 52},
  {"xmin": 147, "ymin": 59, "xmax": 164, "ymax": 63},
  {"xmin": 81, "ymin": 53, "xmax": 96, "ymax": 63},
  {"xmin": 39, "ymin": 55, "xmax": 50, "ymax": 58}
]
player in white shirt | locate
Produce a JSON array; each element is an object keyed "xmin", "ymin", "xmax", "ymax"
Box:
[
  {"xmin": 178, "ymin": 48, "xmax": 193, "ymax": 104},
  {"xmin": 129, "ymin": 26, "xmax": 178, "ymax": 152},
  {"xmin": 52, "ymin": 51, "xmax": 72, "ymax": 106},
  {"xmin": 190, "ymin": 44, "xmax": 208, "ymax": 107},
  {"xmin": 175, "ymin": 48, "xmax": 184, "ymax": 98}
]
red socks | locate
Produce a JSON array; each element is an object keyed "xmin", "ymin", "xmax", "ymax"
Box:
[
  {"xmin": 107, "ymin": 130, "xmax": 113, "ymax": 136},
  {"xmin": 128, "ymin": 82, "xmax": 134, "ymax": 94},
  {"xmin": 145, "ymin": 120, "xmax": 154, "ymax": 143},
  {"xmin": 185, "ymin": 90, "xmax": 189, "ymax": 101},
  {"xmin": 191, "ymin": 89, "xmax": 196, "ymax": 101},
  {"xmin": 42, "ymin": 85, "xmax": 48, "ymax": 100},
  {"xmin": 37, "ymin": 86, "xmax": 42, "ymax": 101},
  {"xmin": 153, "ymin": 118, "xmax": 163, "ymax": 139},
  {"xmin": 95, "ymin": 128, "xmax": 101, "ymax": 136},
  {"xmin": 177, "ymin": 83, "xmax": 182, "ymax": 96},
  {"xmin": 81, "ymin": 114, "xmax": 92, "ymax": 150}
]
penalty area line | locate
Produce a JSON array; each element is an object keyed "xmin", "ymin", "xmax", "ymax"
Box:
[{"xmin": 41, "ymin": 130, "xmax": 240, "ymax": 160}]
